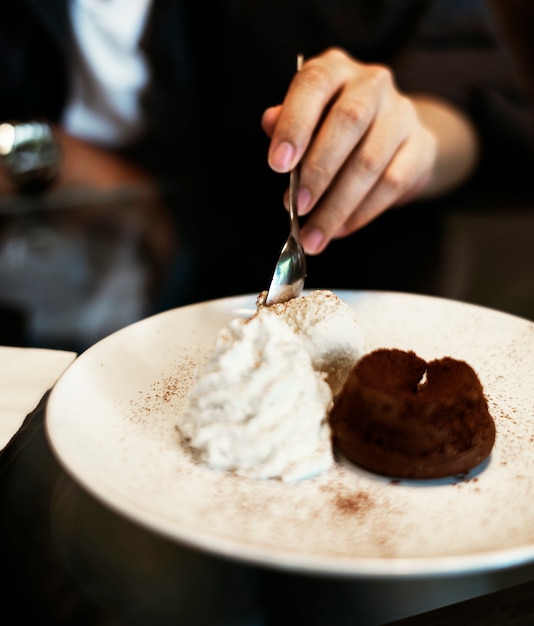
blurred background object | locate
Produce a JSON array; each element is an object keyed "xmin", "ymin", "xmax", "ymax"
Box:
[
  {"xmin": 487, "ymin": 0, "xmax": 534, "ymax": 96},
  {"xmin": 0, "ymin": 184, "xmax": 181, "ymax": 351},
  {"xmin": 439, "ymin": 208, "xmax": 534, "ymax": 321}
]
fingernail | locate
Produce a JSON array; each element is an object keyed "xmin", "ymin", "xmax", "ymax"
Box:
[
  {"xmin": 297, "ymin": 188, "xmax": 312, "ymax": 215},
  {"xmin": 270, "ymin": 141, "xmax": 295, "ymax": 172},
  {"xmin": 301, "ymin": 227, "xmax": 326, "ymax": 255}
]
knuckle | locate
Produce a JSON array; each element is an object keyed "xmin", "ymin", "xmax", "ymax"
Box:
[
  {"xmin": 331, "ymin": 99, "xmax": 371, "ymax": 133},
  {"xmin": 295, "ymin": 63, "xmax": 330, "ymax": 92},
  {"xmin": 325, "ymin": 200, "xmax": 350, "ymax": 231},
  {"xmin": 369, "ymin": 63, "xmax": 394, "ymax": 89},
  {"xmin": 299, "ymin": 48, "xmax": 351, "ymax": 91},
  {"xmin": 382, "ymin": 163, "xmax": 408, "ymax": 194},
  {"xmin": 279, "ymin": 115, "xmax": 308, "ymax": 145},
  {"xmin": 323, "ymin": 47, "xmax": 351, "ymax": 64},
  {"xmin": 312, "ymin": 195, "xmax": 351, "ymax": 235},
  {"xmin": 305, "ymin": 158, "xmax": 334, "ymax": 190},
  {"xmin": 356, "ymin": 148, "xmax": 384, "ymax": 178}
]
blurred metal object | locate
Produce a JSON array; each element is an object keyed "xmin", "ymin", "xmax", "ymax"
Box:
[{"xmin": 0, "ymin": 120, "xmax": 61, "ymax": 193}]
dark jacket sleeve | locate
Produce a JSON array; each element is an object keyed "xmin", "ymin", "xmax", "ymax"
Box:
[
  {"xmin": 388, "ymin": 0, "xmax": 534, "ymax": 193},
  {"xmin": 0, "ymin": 0, "xmax": 71, "ymax": 122}
]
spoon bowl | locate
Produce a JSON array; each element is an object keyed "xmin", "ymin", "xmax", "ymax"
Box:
[{"xmin": 265, "ymin": 164, "xmax": 306, "ymax": 305}]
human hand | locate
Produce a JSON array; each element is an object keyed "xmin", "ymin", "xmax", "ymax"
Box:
[{"xmin": 262, "ymin": 48, "xmax": 437, "ymax": 254}]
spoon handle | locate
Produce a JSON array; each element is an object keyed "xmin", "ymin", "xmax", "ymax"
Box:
[
  {"xmin": 288, "ymin": 164, "xmax": 300, "ymax": 240},
  {"xmin": 289, "ymin": 54, "xmax": 304, "ymax": 241}
]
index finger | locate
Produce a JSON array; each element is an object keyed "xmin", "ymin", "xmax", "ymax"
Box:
[{"xmin": 267, "ymin": 49, "xmax": 355, "ymax": 172}]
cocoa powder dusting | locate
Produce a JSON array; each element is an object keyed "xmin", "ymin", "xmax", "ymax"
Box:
[
  {"xmin": 333, "ymin": 491, "xmax": 373, "ymax": 515},
  {"xmin": 128, "ymin": 353, "xmax": 201, "ymax": 425}
]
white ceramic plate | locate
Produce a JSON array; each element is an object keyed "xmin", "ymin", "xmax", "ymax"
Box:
[{"xmin": 46, "ymin": 291, "xmax": 534, "ymax": 577}]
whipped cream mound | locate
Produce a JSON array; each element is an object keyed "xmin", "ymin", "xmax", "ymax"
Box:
[
  {"xmin": 178, "ymin": 308, "xmax": 334, "ymax": 482},
  {"xmin": 263, "ymin": 290, "xmax": 364, "ymax": 395}
]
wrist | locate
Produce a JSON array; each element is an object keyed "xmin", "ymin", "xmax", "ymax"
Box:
[{"xmin": 0, "ymin": 120, "xmax": 62, "ymax": 193}]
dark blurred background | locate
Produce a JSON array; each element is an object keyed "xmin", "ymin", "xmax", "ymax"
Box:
[{"xmin": 0, "ymin": 0, "xmax": 532, "ymax": 354}]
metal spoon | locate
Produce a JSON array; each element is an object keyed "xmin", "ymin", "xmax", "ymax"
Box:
[{"xmin": 265, "ymin": 55, "xmax": 306, "ymax": 306}]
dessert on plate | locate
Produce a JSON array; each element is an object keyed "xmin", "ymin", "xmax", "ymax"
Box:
[
  {"xmin": 258, "ymin": 289, "xmax": 364, "ymax": 396},
  {"xmin": 177, "ymin": 290, "xmax": 364, "ymax": 482},
  {"xmin": 329, "ymin": 348, "xmax": 496, "ymax": 479},
  {"xmin": 179, "ymin": 291, "xmax": 496, "ymax": 483}
]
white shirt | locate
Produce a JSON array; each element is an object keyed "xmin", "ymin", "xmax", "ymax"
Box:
[{"xmin": 62, "ymin": 0, "xmax": 154, "ymax": 147}]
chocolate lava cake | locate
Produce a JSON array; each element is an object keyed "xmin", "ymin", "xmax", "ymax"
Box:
[{"xmin": 329, "ymin": 348, "xmax": 496, "ymax": 479}]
